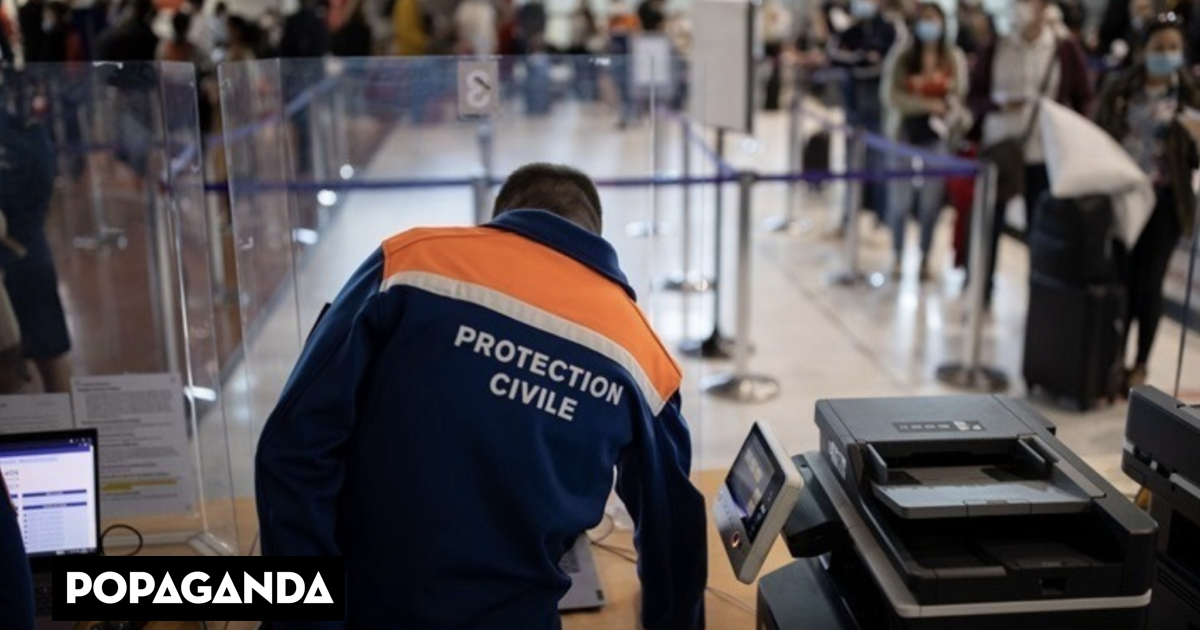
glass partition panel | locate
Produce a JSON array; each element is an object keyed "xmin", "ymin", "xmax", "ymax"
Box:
[
  {"xmin": 1167, "ymin": 214, "xmax": 1200, "ymax": 403},
  {"xmin": 0, "ymin": 62, "xmax": 237, "ymax": 555},
  {"xmin": 221, "ymin": 56, "xmax": 663, "ymax": 533}
]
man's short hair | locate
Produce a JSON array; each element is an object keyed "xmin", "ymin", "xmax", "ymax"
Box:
[{"xmin": 493, "ymin": 163, "xmax": 603, "ymax": 234}]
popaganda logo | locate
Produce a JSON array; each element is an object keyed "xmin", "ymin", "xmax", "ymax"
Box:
[
  {"xmin": 67, "ymin": 571, "xmax": 335, "ymax": 604},
  {"xmin": 52, "ymin": 557, "xmax": 345, "ymax": 621}
]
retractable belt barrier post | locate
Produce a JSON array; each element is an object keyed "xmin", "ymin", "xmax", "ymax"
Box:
[
  {"xmin": 764, "ymin": 94, "xmax": 808, "ymax": 235},
  {"xmin": 74, "ymin": 86, "xmax": 127, "ymax": 251},
  {"xmin": 936, "ymin": 164, "xmax": 1009, "ymax": 392},
  {"xmin": 626, "ymin": 105, "xmax": 670, "ymax": 238},
  {"xmin": 829, "ymin": 128, "xmax": 870, "ymax": 286},
  {"xmin": 680, "ymin": 128, "xmax": 737, "ymax": 360},
  {"xmin": 331, "ymin": 87, "xmax": 352, "ymax": 181},
  {"xmin": 475, "ymin": 119, "xmax": 494, "ymax": 225},
  {"xmin": 661, "ymin": 114, "xmax": 713, "ymax": 293},
  {"xmin": 703, "ymin": 170, "xmax": 780, "ymax": 402}
]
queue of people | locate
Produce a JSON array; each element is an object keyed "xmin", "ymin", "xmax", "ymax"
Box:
[{"xmin": 783, "ymin": 0, "xmax": 1193, "ymax": 389}]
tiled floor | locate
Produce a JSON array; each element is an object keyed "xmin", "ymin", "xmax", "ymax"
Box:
[{"xmin": 214, "ymin": 96, "xmax": 1200, "ymax": 503}]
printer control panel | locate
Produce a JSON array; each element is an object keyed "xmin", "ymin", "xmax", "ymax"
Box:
[{"xmin": 714, "ymin": 422, "xmax": 803, "ymax": 584}]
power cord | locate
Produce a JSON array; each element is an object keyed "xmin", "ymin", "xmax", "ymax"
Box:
[{"xmin": 99, "ymin": 524, "xmax": 143, "ymax": 556}]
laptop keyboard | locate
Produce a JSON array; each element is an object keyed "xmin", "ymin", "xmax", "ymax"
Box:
[{"xmin": 35, "ymin": 583, "xmax": 52, "ymax": 615}]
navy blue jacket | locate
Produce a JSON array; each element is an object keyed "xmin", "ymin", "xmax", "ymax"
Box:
[{"xmin": 256, "ymin": 210, "xmax": 707, "ymax": 630}]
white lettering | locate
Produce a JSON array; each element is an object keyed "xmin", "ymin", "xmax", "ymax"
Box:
[
  {"xmin": 549, "ymin": 360, "xmax": 567, "ymax": 382},
  {"xmin": 243, "ymin": 572, "xmax": 273, "ymax": 604},
  {"xmin": 474, "ymin": 331, "xmax": 496, "ymax": 357},
  {"xmin": 277, "ymin": 572, "xmax": 306, "ymax": 604},
  {"xmin": 559, "ymin": 397, "xmax": 577, "ymax": 421},
  {"xmin": 568, "ymin": 365, "xmax": 586, "ymax": 388},
  {"xmin": 495, "ymin": 340, "xmax": 516, "ymax": 362},
  {"xmin": 489, "ymin": 372, "xmax": 510, "ymax": 397},
  {"xmin": 213, "ymin": 573, "xmax": 242, "ymax": 604},
  {"xmin": 453, "ymin": 325, "xmax": 477, "ymax": 347},
  {"xmin": 515, "ymin": 346, "xmax": 534, "ymax": 369},
  {"xmin": 520, "ymin": 380, "xmax": 539, "ymax": 404},
  {"xmin": 589, "ymin": 375, "xmax": 610, "ymax": 399},
  {"xmin": 183, "ymin": 572, "xmax": 211, "ymax": 604},
  {"xmin": 93, "ymin": 573, "xmax": 127, "ymax": 605},
  {"xmin": 129, "ymin": 572, "xmax": 154, "ymax": 603},
  {"xmin": 606, "ymin": 382, "xmax": 624, "ymax": 406},
  {"xmin": 153, "ymin": 575, "xmax": 183, "ymax": 604},
  {"xmin": 66, "ymin": 573, "xmax": 91, "ymax": 604},
  {"xmin": 530, "ymin": 353, "xmax": 549, "ymax": 376},
  {"xmin": 304, "ymin": 574, "xmax": 334, "ymax": 604}
]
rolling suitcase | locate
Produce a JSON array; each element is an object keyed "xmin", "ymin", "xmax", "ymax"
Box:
[
  {"xmin": 1028, "ymin": 194, "xmax": 1120, "ymax": 284},
  {"xmin": 1023, "ymin": 274, "xmax": 1125, "ymax": 410},
  {"xmin": 1023, "ymin": 195, "xmax": 1125, "ymax": 410}
]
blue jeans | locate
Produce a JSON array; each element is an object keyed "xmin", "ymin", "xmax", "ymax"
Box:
[{"xmin": 888, "ymin": 141, "xmax": 946, "ymax": 258}]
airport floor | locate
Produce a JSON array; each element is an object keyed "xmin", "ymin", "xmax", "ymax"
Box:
[{"xmin": 208, "ymin": 96, "xmax": 1200, "ymax": 508}]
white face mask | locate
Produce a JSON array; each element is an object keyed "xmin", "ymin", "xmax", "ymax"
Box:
[{"xmin": 1011, "ymin": 2, "xmax": 1037, "ymax": 31}]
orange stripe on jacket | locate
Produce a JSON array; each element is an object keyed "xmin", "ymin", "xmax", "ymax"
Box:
[{"xmin": 381, "ymin": 227, "xmax": 682, "ymax": 406}]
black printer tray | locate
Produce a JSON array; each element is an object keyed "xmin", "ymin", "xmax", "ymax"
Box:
[{"xmin": 863, "ymin": 501, "xmax": 1131, "ymax": 605}]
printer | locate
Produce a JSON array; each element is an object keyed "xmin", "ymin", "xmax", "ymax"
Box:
[
  {"xmin": 758, "ymin": 395, "xmax": 1157, "ymax": 630},
  {"xmin": 1123, "ymin": 385, "xmax": 1200, "ymax": 629}
]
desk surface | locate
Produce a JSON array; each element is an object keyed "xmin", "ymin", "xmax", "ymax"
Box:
[{"xmin": 84, "ymin": 470, "xmax": 791, "ymax": 630}]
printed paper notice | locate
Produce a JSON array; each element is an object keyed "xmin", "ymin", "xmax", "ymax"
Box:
[
  {"xmin": 71, "ymin": 374, "xmax": 196, "ymax": 518},
  {"xmin": 0, "ymin": 393, "xmax": 73, "ymax": 434}
]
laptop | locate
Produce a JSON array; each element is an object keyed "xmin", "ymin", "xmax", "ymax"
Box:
[
  {"xmin": 0, "ymin": 429, "xmax": 101, "ymax": 630},
  {"xmin": 557, "ymin": 534, "xmax": 606, "ymax": 611}
]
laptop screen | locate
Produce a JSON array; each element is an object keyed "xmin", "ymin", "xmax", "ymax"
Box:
[{"xmin": 0, "ymin": 430, "xmax": 100, "ymax": 558}]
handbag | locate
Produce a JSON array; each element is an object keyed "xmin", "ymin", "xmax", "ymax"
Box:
[{"xmin": 980, "ymin": 40, "xmax": 1059, "ymax": 202}]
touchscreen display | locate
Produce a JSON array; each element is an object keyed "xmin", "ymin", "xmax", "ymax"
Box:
[{"xmin": 727, "ymin": 426, "xmax": 783, "ymax": 543}]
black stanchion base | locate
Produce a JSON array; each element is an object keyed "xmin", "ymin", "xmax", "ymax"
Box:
[
  {"xmin": 679, "ymin": 329, "xmax": 737, "ymax": 360},
  {"xmin": 935, "ymin": 363, "xmax": 1010, "ymax": 393},
  {"xmin": 72, "ymin": 228, "xmax": 128, "ymax": 251},
  {"xmin": 764, "ymin": 215, "xmax": 812, "ymax": 236},
  {"xmin": 703, "ymin": 372, "xmax": 781, "ymax": 403},
  {"xmin": 659, "ymin": 273, "xmax": 714, "ymax": 293},
  {"xmin": 827, "ymin": 269, "xmax": 886, "ymax": 288}
]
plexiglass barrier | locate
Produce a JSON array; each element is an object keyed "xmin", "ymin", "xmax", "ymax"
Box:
[
  {"xmin": 0, "ymin": 63, "xmax": 238, "ymax": 555},
  {"xmin": 220, "ymin": 55, "xmax": 701, "ymax": 519},
  {"xmin": 1168, "ymin": 205, "xmax": 1200, "ymax": 403}
]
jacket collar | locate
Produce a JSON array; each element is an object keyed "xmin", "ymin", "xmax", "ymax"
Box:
[{"xmin": 486, "ymin": 209, "xmax": 637, "ymax": 300}]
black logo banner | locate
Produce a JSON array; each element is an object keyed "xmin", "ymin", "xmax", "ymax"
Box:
[{"xmin": 51, "ymin": 556, "xmax": 345, "ymax": 621}]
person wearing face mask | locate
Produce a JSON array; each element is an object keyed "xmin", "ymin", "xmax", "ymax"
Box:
[
  {"xmin": 967, "ymin": 0, "xmax": 1093, "ymax": 308},
  {"xmin": 1095, "ymin": 13, "xmax": 1200, "ymax": 390},
  {"xmin": 880, "ymin": 2, "xmax": 970, "ymax": 281},
  {"xmin": 830, "ymin": 0, "xmax": 898, "ymax": 224}
]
